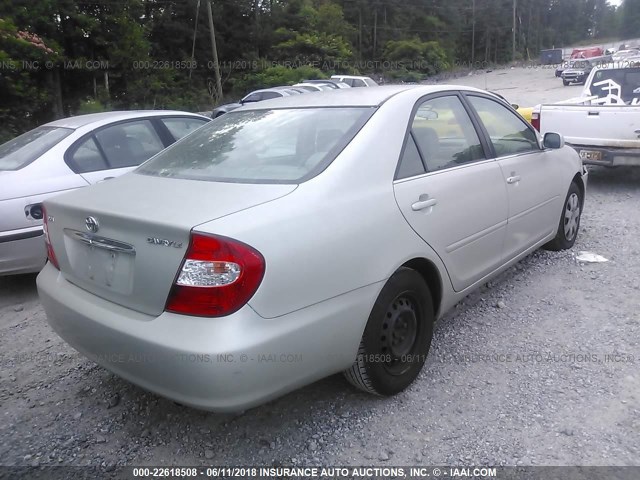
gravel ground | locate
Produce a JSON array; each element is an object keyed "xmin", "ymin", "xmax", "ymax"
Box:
[{"xmin": 1, "ymin": 68, "xmax": 639, "ymax": 469}]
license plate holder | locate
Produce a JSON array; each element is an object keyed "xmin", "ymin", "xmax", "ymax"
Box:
[{"xmin": 579, "ymin": 149, "xmax": 602, "ymax": 162}]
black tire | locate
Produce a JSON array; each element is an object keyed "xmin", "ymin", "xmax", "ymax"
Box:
[
  {"xmin": 344, "ymin": 268, "xmax": 434, "ymax": 396},
  {"xmin": 544, "ymin": 181, "xmax": 583, "ymax": 251},
  {"xmin": 563, "ymin": 80, "xmax": 570, "ymax": 86}
]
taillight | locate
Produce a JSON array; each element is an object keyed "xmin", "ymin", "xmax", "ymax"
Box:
[
  {"xmin": 42, "ymin": 206, "xmax": 60, "ymax": 270},
  {"xmin": 531, "ymin": 111, "xmax": 540, "ymax": 132},
  {"xmin": 165, "ymin": 233, "xmax": 265, "ymax": 317}
]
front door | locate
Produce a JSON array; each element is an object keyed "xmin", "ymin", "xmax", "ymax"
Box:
[{"xmin": 465, "ymin": 94, "xmax": 562, "ymax": 260}]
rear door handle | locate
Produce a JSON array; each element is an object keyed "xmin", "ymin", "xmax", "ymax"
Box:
[
  {"xmin": 411, "ymin": 198, "xmax": 438, "ymax": 211},
  {"xmin": 507, "ymin": 175, "xmax": 521, "ymax": 184}
]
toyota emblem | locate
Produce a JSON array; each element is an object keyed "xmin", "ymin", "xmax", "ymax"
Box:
[{"xmin": 85, "ymin": 216, "xmax": 100, "ymax": 233}]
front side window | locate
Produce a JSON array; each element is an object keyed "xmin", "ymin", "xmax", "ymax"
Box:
[
  {"xmin": 467, "ymin": 96, "xmax": 539, "ymax": 156},
  {"xmin": 137, "ymin": 107, "xmax": 373, "ymax": 183},
  {"xmin": 242, "ymin": 93, "xmax": 263, "ymax": 103},
  {"xmin": 260, "ymin": 91, "xmax": 284, "ymax": 100},
  {"xmin": 0, "ymin": 126, "xmax": 73, "ymax": 171},
  {"xmin": 411, "ymin": 95, "xmax": 485, "ymax": 172}
]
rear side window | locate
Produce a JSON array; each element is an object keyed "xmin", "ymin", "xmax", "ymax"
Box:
[
  {"xmin": 411, "ymin": 95, "xmax": 485, "ymax": 172},
  {"xmin": 137, "ymin": 107, "xmax": 373, "ymax": 183},
  {"xmin": 396, "ymin": 135, "xmax": 426, "ymax": 179},
  {"xmin": 69, "ymin": 136, "xmax": 108, "ymax": 173},
  {"xmin": 95, "ymin": 120, "xmax": 164, "ymax": 168},
  {"xmin": 0, "ymin": 126, "xmax": 73, "ymax": 171},
  {"xmin": 161, "ymin": 117, "xmax": 209, "ymax": 140}
]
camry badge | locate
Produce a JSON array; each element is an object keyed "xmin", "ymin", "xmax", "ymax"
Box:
[
  {"xmin": 147, "ymin": 237, "xmax": 183, "ymax": 248},
  {"xmin": 85, "ymin": 216, "xmax": 100, "ymax": 233}
]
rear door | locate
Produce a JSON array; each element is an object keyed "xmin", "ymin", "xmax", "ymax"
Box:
[
  {"xmin": 465, "ymin": 94, "xmax": 562, "ymax": 260},
  {"xmin": 393, "ymin": 93, "xmax": 508, "ymax": 292}
]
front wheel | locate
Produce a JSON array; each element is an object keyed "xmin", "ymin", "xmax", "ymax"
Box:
[
  {"xmin": 563, "ymin": 79, "xmax": 570, "ymax": 86},
  {"xmin": 343, "ymin": 268, "xmax": 434, "ymax": 396},
  {"xmin": 543, "ymin": 181, "xmax": 583, "ymax": 251}
]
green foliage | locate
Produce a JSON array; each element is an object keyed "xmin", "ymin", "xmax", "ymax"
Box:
[
  {"xmin": 384, "ymin": 38, "xmax": 450, "ymax": 75},
  {"xmin": 0, "ymin": 0, "xmax": 631, "ymax": 139}
]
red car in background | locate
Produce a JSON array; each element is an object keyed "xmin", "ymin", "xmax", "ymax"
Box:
[
  {"xmin": 570, "ymin": 47, "xmax": 604, "ymax": 59},
  {"xmin": 556, "ymin": 46, "xmax": 605, "ymax": 77}
]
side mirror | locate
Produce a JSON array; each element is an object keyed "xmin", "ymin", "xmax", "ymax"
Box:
[
  {"xmin": 543, "ymin": 132, "xmax": 565, "ymax": 149},
  {"xmin": 511, "ymin": 103, "xmax": 520, "ymax": 110}
]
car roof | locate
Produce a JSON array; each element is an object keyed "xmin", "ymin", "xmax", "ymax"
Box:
[
  {"xmin": 45, "ymin": 110, "xmax": 208, "ymax": 129},
  {"xmin": 235, "ymin": 85, "xmax": 487, "ymax": 110}
]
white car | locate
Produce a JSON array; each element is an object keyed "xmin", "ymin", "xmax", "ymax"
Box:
[
  {"xmin": 38, "ymin": 86, "xmax": 586, "ymax": 412},
  {"xmin": 0, "ymin": 111, "xmax": 210, "ymax": 275},
  {"xmin": 331, "ymin": 75, "xmax": 379, "ymax": 87}
]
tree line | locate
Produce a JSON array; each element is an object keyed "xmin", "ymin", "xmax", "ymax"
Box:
[{"xmin": 0, "ymin": 0, "xmax": 637, "ymax": 140}]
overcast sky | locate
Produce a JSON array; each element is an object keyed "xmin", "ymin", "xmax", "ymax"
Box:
[{"xmin": 609, "ymin": 0, "xmax": 622, "ymax": 6}]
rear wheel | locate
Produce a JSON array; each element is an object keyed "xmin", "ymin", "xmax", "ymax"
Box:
[
  {"xmin": 544, "ymin": 181, "xmax": 583, "ymax": 251},
  {"xmin": 344, "ymin": 268, "xmax": 434, "ymax": 396}
]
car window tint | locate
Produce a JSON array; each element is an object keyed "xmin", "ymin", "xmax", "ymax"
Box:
[
  {"xmin": 411, "ymin": 95, "xmax": 485, "ymax": 172},
  {"xmin": 467, "ymin": 96, "xmax": 539, "ymax": 156},
  {"xmin": 95, "ymin": 120, "xmax": 164, "ymax": 169},
  {"xmin": 137, "ymin": 107, "xmax": 373, "ymax": 183},
  {"xmin": 161, "ymin": 117, "xmax": 208, "ymax": 140},
  {"xmin": 242, "ymin": 93, "xmax": 262, "ymax": 103},
  {"xmin": 397, "ymin": 135, "xmax": 426, "ymax": 179},
  {"xmin": 353, "ymin": 79, "xmax": 366, "ymax": 87},
  {"xmin": 0, "ymin": 127, "xmax": 73, "ymax": 171},
  {"xmin": 261, "ymin": 92, "xmax": 283, "ymax": 100},
  {"xmin": 69, "ymin": 136, "xmax": 108, "ymax": 173}
]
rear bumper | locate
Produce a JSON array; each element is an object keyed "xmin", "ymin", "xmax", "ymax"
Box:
[
  {"xmin": 0, "ymin": 228, "xmax": 46, "ymax": 276},
  {"xmin": 569, "ymin": 145, "xmax": 640, "ymax": 167},
  {"xmin": 37, "ymin": 264, "xmax": 378, "ymax": 411}
]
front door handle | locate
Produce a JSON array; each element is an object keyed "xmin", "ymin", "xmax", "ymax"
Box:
[
  {"xmin": 412, "ymin": 197, "xmax": 438, "ymax": 211},
  {"xmin": 507, "ymin": 175, "xmax": 521, "ymax": 184}
]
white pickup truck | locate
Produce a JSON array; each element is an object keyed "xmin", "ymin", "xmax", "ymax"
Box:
[{"xmin": 533, "ymin": 63, "xmax": 640, "ymax": 167}]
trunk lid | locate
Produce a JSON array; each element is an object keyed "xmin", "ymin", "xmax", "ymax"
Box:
[{"xmin": 45, "ymin": 173, "xmax": 296, "ymax": 316}]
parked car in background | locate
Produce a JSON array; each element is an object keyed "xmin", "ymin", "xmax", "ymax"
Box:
[
  {"xmin": 293, "ymin": 83, "xmax": 334, "ymax": 92},
  {"xmin": 570, "ymin": 47, "xmax": 604, "ymax": 59},
  {"xmin": 211, "ymin": 87, "xmax": 304, "ymax": 118},
  {"xmin": 0, "ymin": 111, "xmax": 210, "ymax": 276},
  {"xmin": 612, "ymin": 48, "xmax": 640, "ymax": 62},
  {"xmin": 561, "ymin": 55, "xmax": 611, "ymax": 86},
  {"xmin": 556, "ymin": 47, "xmax": 605, "ymax": 77},
  {"xmin": 302, "ymin": 79, "xmax": 351, "ymax": 89},
  {"xmin": 38, "ymin": 85, "xmax": 586, "ymax": 412},
  {"xmin": 534, "ymin": 64, "xmax": 640, "ymax": 167},
  {"xmin": 330, "ymin": 75, "xmax": 379, "ymax": 87}
]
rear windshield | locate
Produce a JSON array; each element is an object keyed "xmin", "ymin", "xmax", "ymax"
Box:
[
  {"xmin": 590, "ymin": 67, "xmax": 640, "ymax": 103},
  {"xmin": 0, "ymin": 126, "xmax": 73, "ymax": 171},
  {"xmin": 136, "ymin": 107, "xmax": 373, "ymax": 183}
]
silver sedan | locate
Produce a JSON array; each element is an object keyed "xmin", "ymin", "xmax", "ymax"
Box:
[
  {"xmin": 37, "ymin": 86, "xmax": 587, "ymax": 411},
  {"xmin": 0, "ymin": 111, "xmax": 210, "ymax": 275}
]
